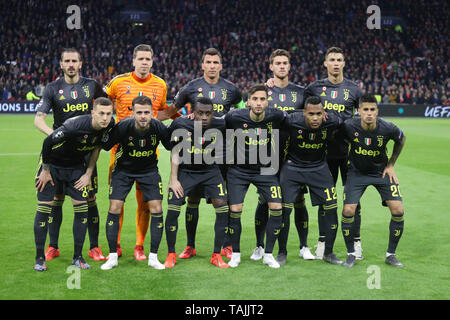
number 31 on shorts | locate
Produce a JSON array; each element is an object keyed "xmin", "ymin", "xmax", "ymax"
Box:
[{"xmin": 270, "ymin": 186, "xmax": 282, "ymax": 199}]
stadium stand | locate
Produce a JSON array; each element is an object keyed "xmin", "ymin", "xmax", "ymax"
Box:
[{"xmin": 0, "ymin": 0, "xmax": 448, "ymax": 105}]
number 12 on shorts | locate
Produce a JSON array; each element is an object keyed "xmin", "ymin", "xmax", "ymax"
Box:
[{"xmin": 324, "ymin": 187, "xmax": 337, "ymax": 201}]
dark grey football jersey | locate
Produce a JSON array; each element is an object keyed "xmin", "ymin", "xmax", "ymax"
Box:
[
  {"xmin": 173, "ymin": 77, "xmax": 243, "ymax": 117},
  {"xmin": 343, "ymin": 118, "xmax": 404, "ymax": 176},
  {"xmin": 168, "ymin": 116, "xmax": 226, "ymax": 172},
  {"xmin": 36, "ymin": 76, "xmax": 107, "ymax": 129},
  {"xmin": 267, "ymin": 83, "xmax": 305, "ymax": 113},
  {"xmin": 225, "ymin": 108, "xmax": 286, "ymax": 173},
  {"xmin": 285, "ymin": 113, "xmax": 342, "ymax": 169},
  {"xmin": 303, "ymin": 78, "xmax": 363, "ymax": 158},
  {"xmin": 41, "ymin": 114, "xmax": 114, "ymax": 167},
  {"xmin": 102, "ymin": 117, "xmax": 172, "ymax": 174}
]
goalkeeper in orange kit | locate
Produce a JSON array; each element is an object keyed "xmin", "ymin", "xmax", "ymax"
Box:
[{"xmin": 105, "ymin": 44, "xmax": 180, "ymax": 260}]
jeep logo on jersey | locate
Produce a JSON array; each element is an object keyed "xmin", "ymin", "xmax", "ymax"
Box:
[
  {"xmin": 209, "ymin": 91, "xmax": 215, "ymax": 99},
  {"xmin": 331, "ymin": 91, "xmax": 338, "ymax": 99},
  {"xmin": 279, "ymin": 94, "xmax": 286, "ymax": 102},
  {"xmin": 71, "ymin": 91, "xmax": 78, "ymax": 99}
]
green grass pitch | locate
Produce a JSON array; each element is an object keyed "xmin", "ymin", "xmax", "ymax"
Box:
[{"xmin": 0, "ymin": 115, "xmax": 449, "ymax": 300}]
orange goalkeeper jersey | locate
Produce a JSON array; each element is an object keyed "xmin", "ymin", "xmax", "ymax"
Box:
[{"xmin": 105, "ymin": 71, "xmax": 167, "ymax": 121}]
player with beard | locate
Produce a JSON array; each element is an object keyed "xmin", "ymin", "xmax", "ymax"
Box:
[{"xmin": 34, "ymin": 48, "xmax": 108, "ymax": 262}]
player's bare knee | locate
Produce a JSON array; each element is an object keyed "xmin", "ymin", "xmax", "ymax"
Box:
[
  {"xmin": 109, "ymin": 200, "xmax": 123, "ymax": 214},
  {"xmin": 38, "ymin": 200, "xmax": 54, "ymax": 206},
  {"xmin": 230, "ymin": 203, "xmax": 243, "ymax": 212},
  {"xmin": 268, "ymin": 202, "xmax": 282, "ymax": 210},
  {"xmin": 388, "ymin": 202, "xmax": 404, "ymax": 216},
  {"xmin": 187, "ymin": 196, "xmax": 201, "ymax": 204},
  {"xmin": 88, "ymin": 195, "xmax": 96, "ymax": 202},
  {"xmin": 342, "ymin": 204, "xmax": 357, "ymax": 216},
  {"xmin": 148, "ymin": 200, "xmax": 162, "ymax": 213},
  {"xmin": 72, "ymin": 199, "xmax": 87, "ymax": 206},
  {"xmin": 211, "ymin": 198, "xmax": 227, "ymax": 208},
  {"xmin": 54, "ymin": 194, "xmax": 65, "ymax": 201}
]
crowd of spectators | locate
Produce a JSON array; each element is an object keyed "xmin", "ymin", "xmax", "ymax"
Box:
[{"xmin": 1, "ymin": 0, "xmax": 448, "ymax": 105}]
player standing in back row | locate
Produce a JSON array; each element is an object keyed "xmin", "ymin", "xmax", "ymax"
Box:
[
  {"xmin": 34, "ymin": 48, "xmax": 108, "ymax": 262},
  {"xmin": 302, "ymin": 47, "xmax": 363, "ymax": 259},
  {"xmin": 252, "ymin": 49, "xmax": 314, "ymax": 263},
  {"xmin": 105, "ymin": 44, "xmax": 174, "ymax": 261}
]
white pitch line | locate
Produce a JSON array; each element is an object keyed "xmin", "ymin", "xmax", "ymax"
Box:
[{"xmin": 0, "ymin": 152, "xmax": 40, "ymax": 156}]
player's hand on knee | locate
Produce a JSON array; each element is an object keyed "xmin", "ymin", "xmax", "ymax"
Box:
[
  {"xmin": 74, "ymin": 173, "xmax": 91, "ymax": 191},
  {"xmin": 36, "ymin": 168, "xmax": 54, "ymax": 192},
  {"xmin": 169, "ymin": 178, "xmax": 184, "ymax": 199},
  {"xmin": 382, "ymin": 165, "xmax": 398, "ymax": 184}
]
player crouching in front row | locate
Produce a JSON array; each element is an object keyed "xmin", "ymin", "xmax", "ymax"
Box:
[
  {"xmin": 164, "ymin": 97, "xmax": 230, "ymax": 268},
  {"xmin": 100, "ymin": 96, "xmax": 172, "ymax": 270},
  {"xmin": 340, "ymin": 94, "xmax": 406, "ymax": 268},
  {"xmin": 34, "ymin": 97, "xmax": 115, "ymax": 271}
]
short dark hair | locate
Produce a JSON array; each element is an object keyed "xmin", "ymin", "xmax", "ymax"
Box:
[
  {"xmin": 325, "ymin": 47, "xmax": 344, "ymax": 60},
  {"xmin": 61, "ymin": 48, "xmax": 82, "ymax": 61},
  {"xmin": 193, "ymin": 97, "xmax": 213, "ymax": 111},
  {"xmin": 93, "ymin": 97, "xmax": 113, "ymax": 109},
  {"xmin": 133, "ymin": 44, "xmax": 153, "ymax": 59},
  {"xmin": 304, "ymin": 96, "xmax": 323, "ymax": 108},
  {"xmin": 269, "ymin": 49, "xmax": 291, "ymax": 64},
  {"xmin": 201, "ymin": 48, "xmax": 222, "ymax": 63},
  {"xmin": 132, "ymin": 95, "xmax": 153, "ymax": 110},
  {"xmin": 248, "ymin": 83, "xmax": 268, "ymax": 98},
  {"xmin": 359, "ymin": 94, "xmax": 378, "ymax": 106}
]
